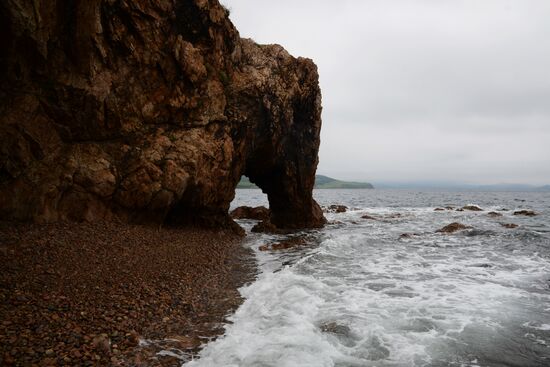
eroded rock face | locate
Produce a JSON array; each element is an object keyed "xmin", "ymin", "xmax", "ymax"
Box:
[{"xmin": 0, "ymin": 0, "xmax": 325, "ymax": 230}]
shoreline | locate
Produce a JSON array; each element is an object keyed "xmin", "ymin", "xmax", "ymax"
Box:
[{"xmin": 0, "ymin": 221, "xmax": 256, "ymax": 366}]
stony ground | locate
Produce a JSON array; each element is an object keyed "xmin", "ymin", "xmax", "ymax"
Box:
[{"xmin": 0, "ymin": 221, "xmax": 255, "ymax": 366}]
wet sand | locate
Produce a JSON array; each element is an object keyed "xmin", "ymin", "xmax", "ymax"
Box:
[{"xmin": 0, "ymin": 221, "xmax": 255, "ymax": 366}]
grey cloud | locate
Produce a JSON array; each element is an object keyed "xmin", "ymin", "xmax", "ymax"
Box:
[{"xmin": 223, "ymin": 0, "xmax": 550, "ymax": 184}]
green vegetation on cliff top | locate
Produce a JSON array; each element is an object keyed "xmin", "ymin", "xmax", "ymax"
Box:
[{"xmin": 237, "ymin": 175, "xmax": 374, "ymax": 189}]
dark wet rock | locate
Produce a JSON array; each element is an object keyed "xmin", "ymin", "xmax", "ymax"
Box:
[
  {"xmin": 320, "ymin": 322, "xmax": 352, "ymax": 336},
  {"xmin": 462, "ymin": 205, "xmax": 483, "ymax": 211},
  {"xmin": 456, "ymin": 208, "xmax": 464, "ymax": 212},
  {"xmin": 0, "ymin": 0, "xmax": 325, "ymax": 232},
  {"xmin": 361, "ymin": 214, "xmax": 378, "ymax": 220},
  {"xmin": 272, "ymin": 236, "xmax": 307, "ymax": 251},
  {"xmin": 501, "ymin": 223, "xmax": 519, "ymax": 229},
  {"xmin": 445, "ymin": 206, "xmax": 455, "ymax": 210},
  {"xmin": 487, "ymin": 212, "xmax": 503, "ymax": 217},
  {"xmin": 258, "ymin": 237, "xmax": 307, "ymax": 251},
  {"xmin": 331, "ymin": 205, "xmax": 348, "ymax": 213},
  {"xmin": 251, "ymin": 219, "xmax": 289, "ymax": 234},
  {"xmin": 230, "ymin": 206, "xmax": 270, "ymax": 221},
  {"xmin": 385, "ymin": 213, "xmax": 403, "ymax": 219},
  {"xmin": 324, "ymin": 205, "xmax": 348, "ymax": 213},
  {"xmin": 436, "ymin": 222, "xmax": 472, "ymax": 234},
  {"xmin": 513, "ymin": 210, "xmax": 537, "ymax": 217},
  {"xmin": 320, "ymin": 321, "xmax": 358, "ymax": 348},
  {"xmin": 434, "ymin": 208, "xmax": 445, "ymax": 211}
]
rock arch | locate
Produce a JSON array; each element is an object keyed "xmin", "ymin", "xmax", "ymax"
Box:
[{"xmin": 0, "ymin": 0, "xmax": 325, "ymax": 231}]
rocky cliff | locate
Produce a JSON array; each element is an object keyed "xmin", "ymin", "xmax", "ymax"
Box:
[{"xmin": 0, "ymin": 0, "xmax": 325, "ymax": 230}]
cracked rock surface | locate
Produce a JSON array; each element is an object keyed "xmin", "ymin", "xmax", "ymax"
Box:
[{"xmin": 0, "ymin": 0, "xmax": 325, "ymax": 230}]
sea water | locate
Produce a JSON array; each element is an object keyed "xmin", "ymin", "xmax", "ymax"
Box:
[{"xmin": 184, "ymin": 189, "xmax": 550, "ymax": 366}]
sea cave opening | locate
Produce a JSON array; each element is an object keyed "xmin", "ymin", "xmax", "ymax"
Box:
[{"xmin": 230, "ymin": 175, "xmax": 270, "ymax": 213}]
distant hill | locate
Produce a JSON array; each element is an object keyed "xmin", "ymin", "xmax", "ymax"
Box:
[
  {"xmin": 314, "ymin": 175, "xmax": 374, "ymax": 189},
  {"xmin": 236, "ymin": 175, "xmax": 374, "ymax": 189},
  {"xmin": 373, "ymin": 181, "xmax": 550, "ymax": 192},
  {"xmin": 236, "ymin": 176, "xmax": 257, "ymax": 188}
]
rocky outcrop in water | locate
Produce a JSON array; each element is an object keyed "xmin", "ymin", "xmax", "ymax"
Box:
[
  {"xmin": 0, "ymin": 0, "xmax": 325, "ymax": 230},
  {"xmin": 501, "ymin": 223, "xmax": 518, "ymax": 228},
  {"xmin": 436, "ymin": 222, "xmax": 472, "ymax": 234},
  {"xmin": 324, "ymin": 204, "xmax": 348, "ymax": 213},
  {"xmin": 462, "ymin": 205, "xmax": 483, "ymax": 211},
  {"xmin": 513, "ymin": 210, "xmax": 537, "ymax": 217}
]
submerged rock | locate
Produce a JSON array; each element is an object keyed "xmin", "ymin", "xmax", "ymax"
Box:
[
  {"xmin": 462, "ymin": 205, "xmax": 483, "ymax": 211},
  {"xmin": 325, "ymin": 205, "xmax": 348, "ymax": 213},
  {"xmin": 464, "ymin": 229, "xmax": 495, "ymax": 237},
  {"xmin": 230, "ymin": 206, "xmax": 270, "ymax": 221},
  {"xmin": 251, "ymin": 220, "xmax": 281, "ymax": 234},
  {"xmin": 320, "ymin": 322, "xmax": 352, "ymax": 336},
  {"xmin": 501, "ymin": 223, "xmax": 519, "ymax": 229},
  {"xmin": 513, "ymin": 210, "xmax": 537, "ymax": 217},
  {"xmin": 487, "ymin": 211, "xmax": 503, "ymax": 217},
  {"xmin": 434, "ymin": 208, "xmax": 445, "ymax": 211},
  {"xmin": 436, "ymin": 222, "xmax": 472, "ymax": 234},
  {"xmin": 0, "ymin": 0, "xmax": 325, "ymax": 231},
  {"xmin": 361, "ymin": 214, "xmax": 378, "ymax": 220},
  {"xmin": 259, "ymin": 237, "xmax": 308, "ymax": 251}
]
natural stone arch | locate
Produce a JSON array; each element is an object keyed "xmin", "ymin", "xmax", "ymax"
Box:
[
  {"xmin": 242, "ymin": 111, "xmax": 324, "ymax": 229},
  {"xmin": 0, "ymin": 0, "xmax": 325, "ymax": 231}
]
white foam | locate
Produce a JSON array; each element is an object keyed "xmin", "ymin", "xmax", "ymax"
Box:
[
  {"xmin": 523, "ymin": 322, "xmax": 550, "ymax": 331},
  {"xmin": 185, "ymin": 269, "xmax": 351, "ymax": 366},
  {"xmin": 188, "ymin": 193, "xmax": 550, "ymax": 366}
]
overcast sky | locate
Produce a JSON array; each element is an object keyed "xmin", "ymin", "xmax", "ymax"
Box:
[{"xmin": 222, "ymin": 0, "xmax": 550, "ymax": 185}]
